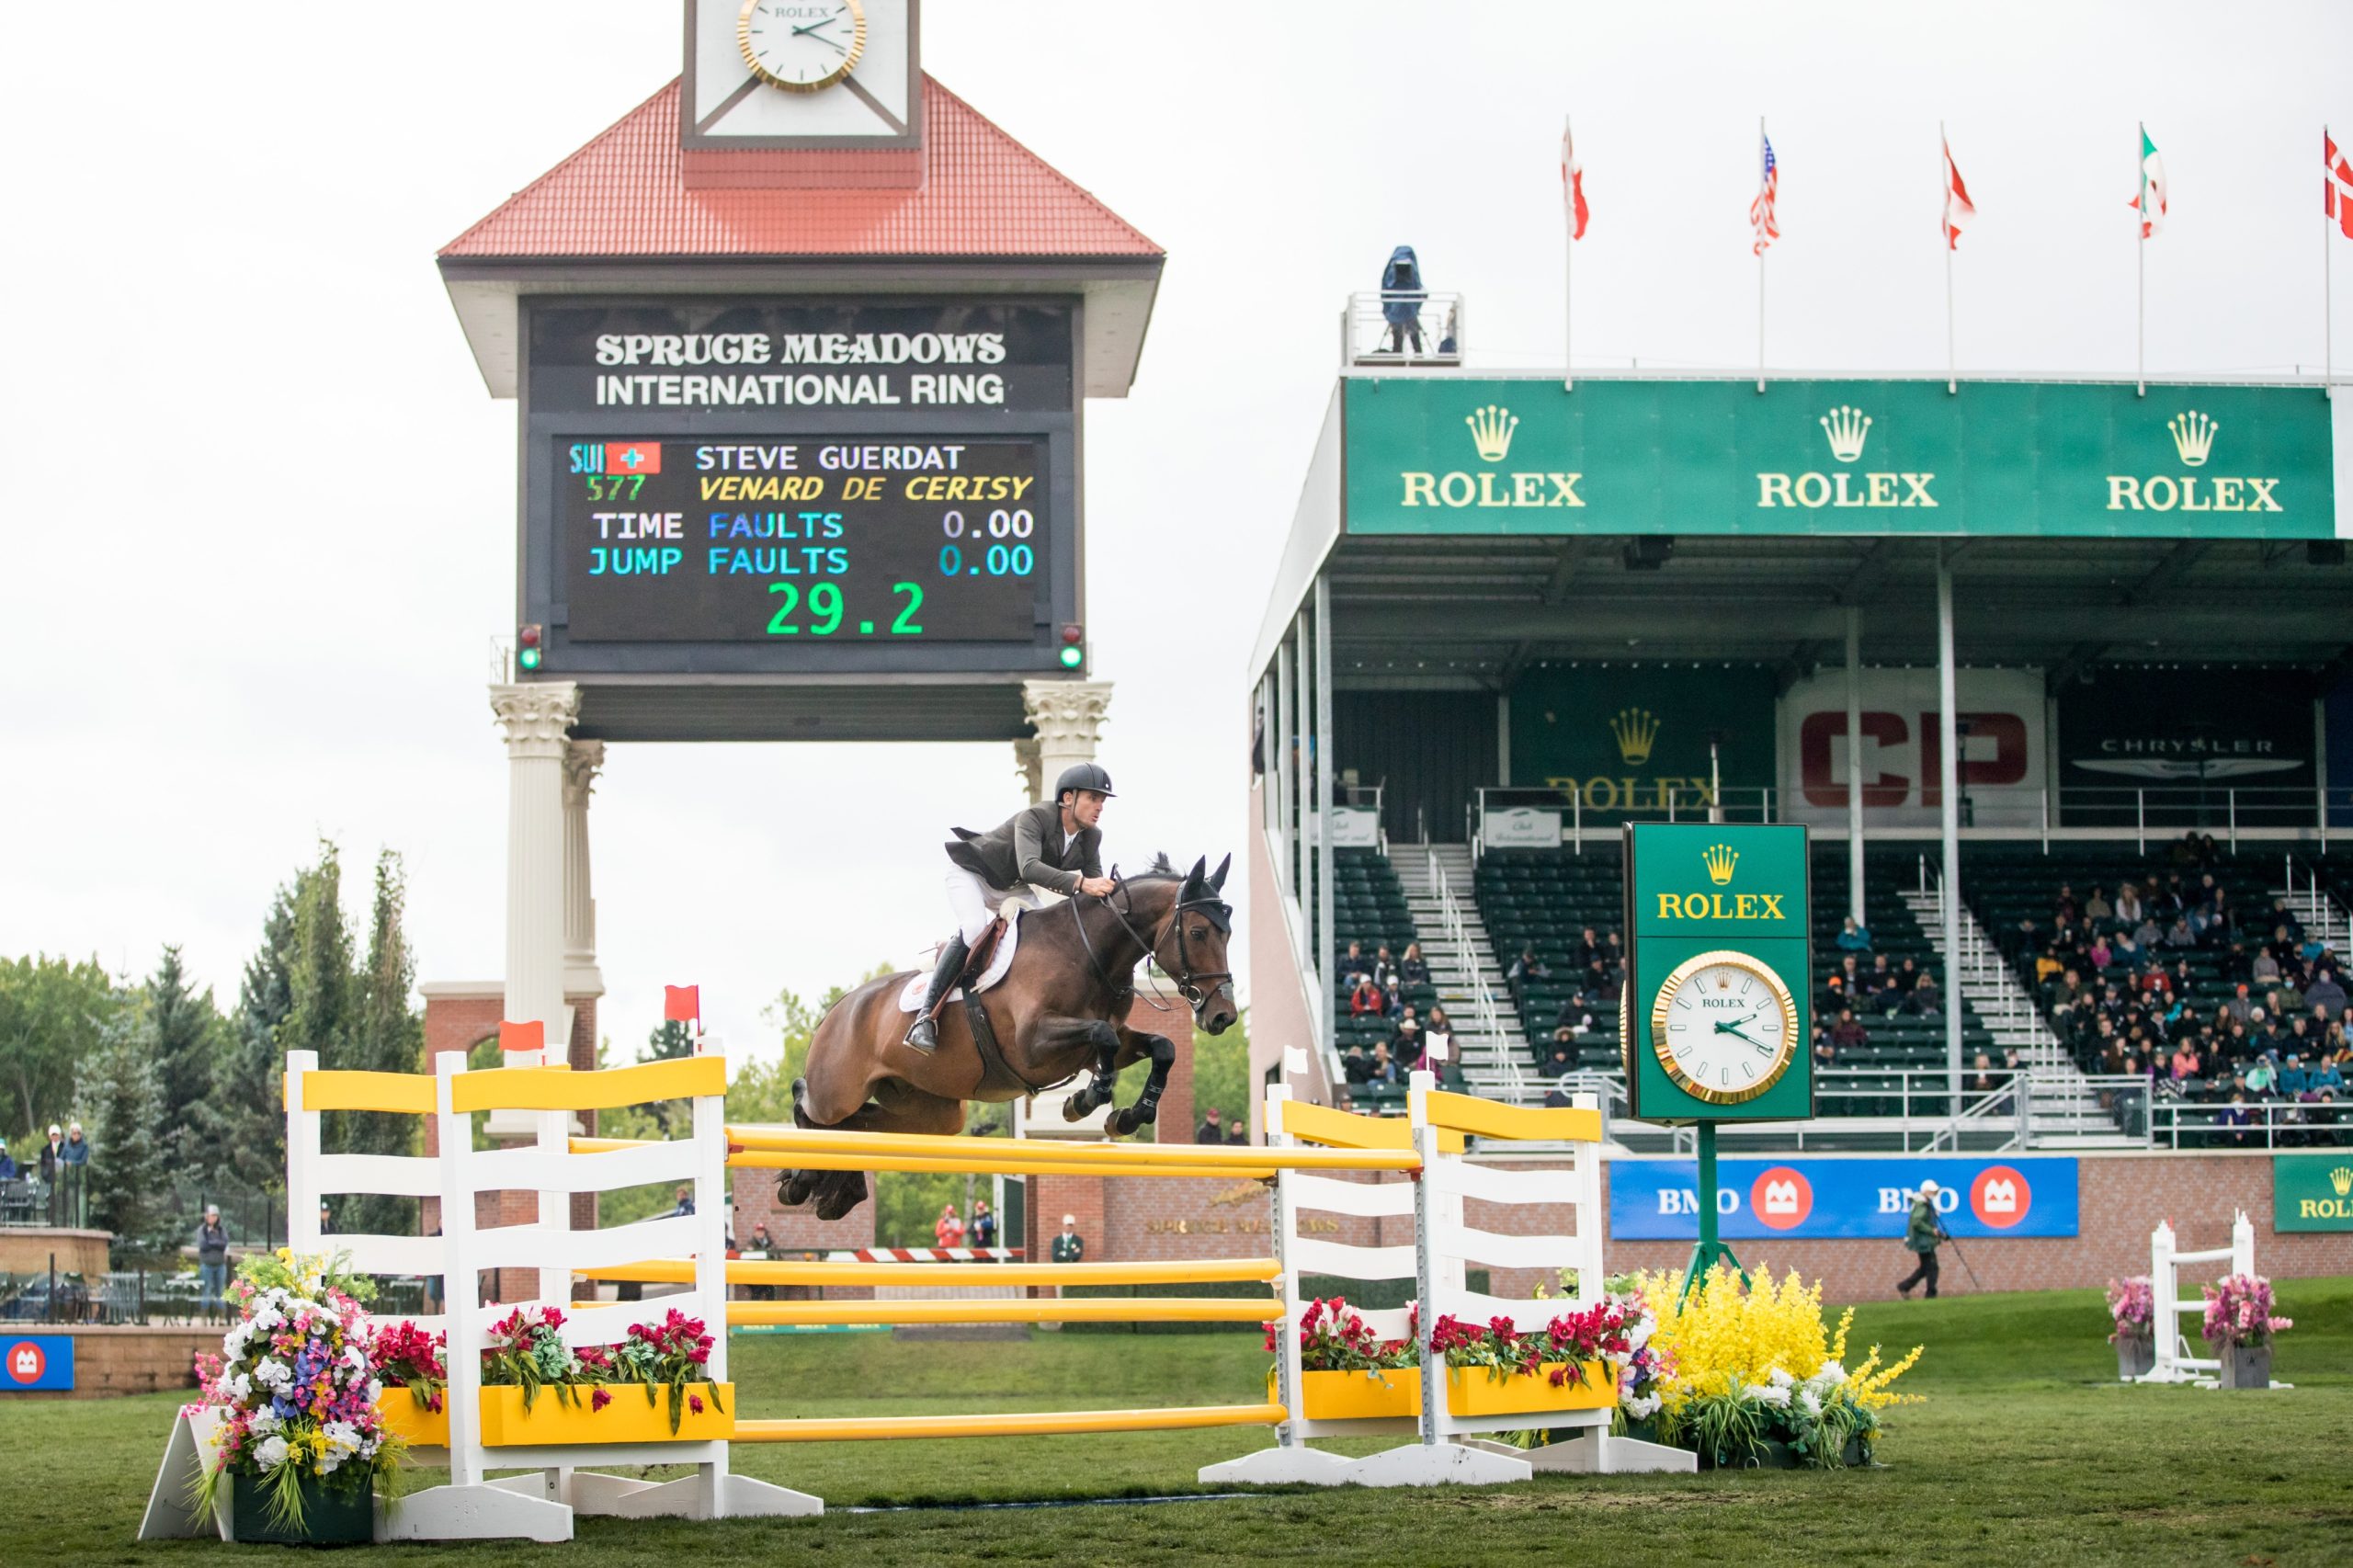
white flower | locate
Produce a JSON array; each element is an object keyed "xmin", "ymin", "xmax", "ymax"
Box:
[
  {"xmin": 324, "ymin": 1420, "xmax": 362, "ymax": 1454},
  {"xmin": 254, "ymin": 1358, "xmax": 291, "ymax": 1390},
  {"xmin": 224, "ymin": 1372, "xmax": 254, "ymax": 1403},
  {"xmin": 1768, "ymin": 1367, "xmax": 1793, "ymax": 1389},
  {"xmin": 1627, "ymin": 1317, "xmax": 1654, "ymax": 1352},
  {"xmin": 248, "ymin": 1408, "xmax": 280, "ymax": 1435},
  {"xmin": 222, "ymin": 1323, "xmax": 255, "ymax": 1359},
  {"xmin": 250, "ymin": 1302, "xmax": 285, "ymax": 1332},
  {"xmin": 1797, "ymin": 1388, "xmax": 1822, "ymax": 1417},
  {"xmin": 1812, "ymin": 1359, "xmax": 1847, "ymax": 1387},
  {"xmin": 364, "ymin": 1378, "xmax": 382, "ymax": 1403},
  {"xmin": 1623, "ymin": 1391, "xmax": 1662, "ymax": 1419},
  {"xmin": 343, "ymin": 1345, "xmax": 369, "ymax": 1371},
  {"xmin": 1748, "ymin": 1381, "xmax": 1791, "ymax": 1408},
  {"xmin": 255, "ymin": 1436, "xmax": 290, "ymax": 1471}
]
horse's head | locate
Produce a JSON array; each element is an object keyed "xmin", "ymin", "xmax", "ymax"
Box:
[{"xmin": 1158, "ymin": 854, "xmax": 1238, "ymax": 1034}]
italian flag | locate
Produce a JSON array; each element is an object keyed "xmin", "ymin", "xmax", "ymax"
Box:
[{"xmin": 2133, "ymin": 125, "xmax": 2168, "ymax": 239}]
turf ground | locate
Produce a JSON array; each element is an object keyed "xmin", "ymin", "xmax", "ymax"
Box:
[{"xmin": 7, "ymin": 1277, "xmax": 2349, "ymax": 1566}]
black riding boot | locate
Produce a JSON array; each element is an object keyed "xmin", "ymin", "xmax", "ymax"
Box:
[{"xmin": 905, "ymin": 934, "xmax": 969, "ymax": 1055}]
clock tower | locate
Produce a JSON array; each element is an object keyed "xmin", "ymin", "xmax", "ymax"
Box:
[{"xmin": 680, "ymin": 0, "xmax": 925, "ymax": 187}]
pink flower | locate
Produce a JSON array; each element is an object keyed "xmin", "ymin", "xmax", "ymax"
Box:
[
  {"xmin": 590, "ymin": 1389, "xmax": 612, "ymax": 1412},
  {"xmin": 688, "ymin": 1394, "xmax": 705, "ymax": 1415}
]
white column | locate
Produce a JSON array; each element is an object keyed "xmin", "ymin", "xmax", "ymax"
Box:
[
  {"xmin": 491, "ymin": 681, "xmax": 578, "ymax": 1077},
  {"xmin": 1846, "ymin": 607, "xmax": 1865, "ymax": 925},
  {"xmin": 562, "ymin": 739, "xmax": 606, "ymax": 1001},
  {"xmin": 1935, "ymin": 553, "xmax": 1963, "ymax": 1101},
  {"xmin": 1021, "ymin": 680, "xmax": 1113, "ymax": 809},
  {"xmin": 1313, "ymin": 576, "xmax": 1335, "ymax": 1064},
  {"xmin": 1012, "ymin": 736, "xmax": 1044, "ymax": 806}
]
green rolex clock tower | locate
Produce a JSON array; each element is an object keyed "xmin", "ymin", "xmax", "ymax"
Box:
[{"xmin": 1621, "ymin": 823, "xmax": 1813, "ymax": 1294}]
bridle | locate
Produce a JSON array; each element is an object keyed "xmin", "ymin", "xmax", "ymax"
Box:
[{"xmin": 1072, "ymin": 871, "xmax": 1235, "ymax": 1018}]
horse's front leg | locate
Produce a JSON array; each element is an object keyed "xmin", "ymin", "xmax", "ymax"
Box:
[
  {"xmin": 1021, "ymin": 1014, "xmax": 1121, "ymax": 1121},
  {"xmin": 1106, "ymin": 1028, "xmax": 1178, "ymax": 1138}
]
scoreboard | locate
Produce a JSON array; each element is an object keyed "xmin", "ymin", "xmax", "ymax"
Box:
[
  {"xmin": 514, "ymin": 300, "xmax": 1085, "ymax": 733},
  {"xmin": 561, "ymin": 437, "xmax": 1046, "ymax": 643}
]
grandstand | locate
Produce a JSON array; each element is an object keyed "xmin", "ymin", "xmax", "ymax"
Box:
[{"xmin": 1240, "ymin": 312, "xmax": 2353, "ymax": 1153}]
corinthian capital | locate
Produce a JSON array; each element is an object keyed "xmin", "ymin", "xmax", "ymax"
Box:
[
  {"xmin": 1021, "ymin": 679, "xmax": 1113, "ymax": 749},
  {"xmin": 489, "ymin": 683, "xmax": 581, "ymax": 760},
  {"xmin": 563, "ymin": 739, "xmax": 608, "ymax": 806}
]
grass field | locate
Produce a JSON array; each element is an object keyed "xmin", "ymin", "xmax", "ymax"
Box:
[{"xmin": 8, "ymin": 1277, "xmax": 2350, "ymax": 1565}]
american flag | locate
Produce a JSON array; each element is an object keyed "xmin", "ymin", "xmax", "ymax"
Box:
[{"xmin": 1752, "ymin": 133, "xmax": 1780, "ymax": 255}]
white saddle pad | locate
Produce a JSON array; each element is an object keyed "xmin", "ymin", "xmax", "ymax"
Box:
[{"xmin": 895, "ymin": 903, "xmax": 1033, "ymax": 1013}]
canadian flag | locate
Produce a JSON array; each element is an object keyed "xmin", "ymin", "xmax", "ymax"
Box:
[
  {"xmin": 1941, "ymin": 134, "xmax": 1976, "ymax": 250},
  {"xmin": 2327, "ymin": 131, "xmax": 2353, "ymax": 241},
  {"xmin": 1562, "ymin": 119, "xmax": 1588, "ymax": 240}
]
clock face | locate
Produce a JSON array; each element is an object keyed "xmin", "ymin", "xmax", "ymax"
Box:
[
  {"xmin": 1650, "ymin": 949, "xmax": 1798, "ymax": 1107},
  {"xmin": 738, "ymin": 0, "xmax": 868, "ymax": 93}
]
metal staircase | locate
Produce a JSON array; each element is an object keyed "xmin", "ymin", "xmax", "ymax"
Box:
[
  {"xmin": 2277, "ymin": 856, "xmax": 2349, "ymax": 957},
  {"xmin": 1904, "ymin": 872, "xmax": 2141, "ymax": 1149},
  {"xmin": 1393, "ymin": 845, "xmax": 1529, "ymax": 1100}
]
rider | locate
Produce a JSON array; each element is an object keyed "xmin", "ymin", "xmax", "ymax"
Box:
[{"xmin": 906, "ymin": 762, "xmax": 1120, "ymax": 1054}]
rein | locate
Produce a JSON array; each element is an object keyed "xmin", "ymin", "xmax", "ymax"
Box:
[{"xmin": 1070, "ymin": 873, "xmax": 1234, "ymax": 1018}]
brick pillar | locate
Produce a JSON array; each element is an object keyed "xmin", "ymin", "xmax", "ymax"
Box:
[{"xmin": 1131, "ymin": 994, "xmax": 1199, "ymax": 1143}]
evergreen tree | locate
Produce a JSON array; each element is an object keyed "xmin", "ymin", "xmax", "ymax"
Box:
[
  {"xmin": 211, "ymin": 872, "xmax": 303, "ymax": 1197},
  {"xmin": 77, "ymin": 992, "xmax": 170, "ymax": 1256},
  {"xmin": 342, "ymin": 852, "xmax": 422, "ymax": 1235},
  {"xmin": 149, "ymin": 945, "xmax": 226, "ymax": 1174},
  {"xmin": 645, "ymin": 1019, "xmax": 694, "ymax": 1061}
]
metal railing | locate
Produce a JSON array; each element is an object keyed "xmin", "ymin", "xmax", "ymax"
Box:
[
  {"xmin": 1342, "ymin": 290, "xmax": 1464, "ymax": 367},
  {"xmin": 1471, "ymin": 786, "xmax": 1780, "ymax": 856},
  {"xmin": 2148, "ymin": 1096, "xmax": 2351, "ymax": 1150},
  {"xmin": 1428, "ymin": 847, "xmax": 1518, "ymax": 1102}
]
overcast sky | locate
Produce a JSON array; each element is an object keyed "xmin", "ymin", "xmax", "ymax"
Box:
[{"xmin": 3, "ymin": 2, "xmax": 2347, "ymax": 1064}]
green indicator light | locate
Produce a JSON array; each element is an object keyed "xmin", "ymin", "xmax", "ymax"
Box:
[
  {"xmin": 518, "ymin": 647, "xmax": 543, "ymax": 672},
  {"xmin": 1058, "ymin": 644, "xmax": 1085, "ymax": 670}
]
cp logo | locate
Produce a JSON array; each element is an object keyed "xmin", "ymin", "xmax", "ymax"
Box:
[
  {"xmin": 1970, "ymin": 1165, "xmax": 2032, "ymax": 1229},
  {"xmin": 1748, "ymin": 1165, "xmax": 1813, "ymax": 1230},
  {"xmin": 6, "ymin": 1341, "xmax": 45, "ymax": 1384}
]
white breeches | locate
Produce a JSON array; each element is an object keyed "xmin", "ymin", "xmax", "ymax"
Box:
[{"xmin": 945, "ymin": 868, "xmax": 998, "ymax": 946}]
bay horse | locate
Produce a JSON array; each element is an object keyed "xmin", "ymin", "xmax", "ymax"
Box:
[{"xmin": 775, "ymin": 854, "xmax": 1239, "ymax": 1221}]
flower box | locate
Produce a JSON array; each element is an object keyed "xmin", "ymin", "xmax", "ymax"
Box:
[
  {"xmin": 480, "ymin": 1382, "xmax": 735, "ymax": 1446},
  {"xmin": 375, "ymin": 1391, "xmax": 447, "ymax": 1449},
  {"xmin": 1445, "ymin": 1361, "xmax": 1616, "ymax": 1417},
  {"xmin": 1271, "ymin": 1367, "xmax": 1421, "ymax": 1421},
  {"xmin": 2216, "ymin": 1346, "xmax": 2270, "ymax": 1390},
  {"xmin": 227, "ymin": 1470, "xmax": 374, "ymax": 1546}
]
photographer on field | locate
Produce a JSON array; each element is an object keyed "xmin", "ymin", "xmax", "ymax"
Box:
[{"xmin": 1895, "ymin": 1180, "xmax": 1945, "ymax": 1299}]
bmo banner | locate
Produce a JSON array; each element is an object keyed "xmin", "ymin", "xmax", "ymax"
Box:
[
  {"xmin": 1610, "ymin": 1156, "xmax": 2079, "ymax": 1240},
  {"xmin": 1779, "ymin": 667, "xmax": 2046, "ymax": 828}
]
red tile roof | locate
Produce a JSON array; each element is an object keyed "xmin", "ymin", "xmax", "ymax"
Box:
[{"xmin": 440, "ymin": 76, "xmax": 1161, "ymax": 261}]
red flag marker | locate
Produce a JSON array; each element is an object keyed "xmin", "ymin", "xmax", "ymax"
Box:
[
  {"xmin": 497, "ymin": 1019, "xmax": 545, "ymax": 1054},
  {"xmin": 665, "ymin": 985, "xmax": 701, "ymax": 1024}
]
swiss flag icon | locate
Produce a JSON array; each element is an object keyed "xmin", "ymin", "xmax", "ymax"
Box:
[
  {"xmin": 605, "ymin": 442, "xmax": 662, "ymax": 475},
  {"xmin": 6, "ymin": 1340, "xmax": 45, "ymax": 1384}
]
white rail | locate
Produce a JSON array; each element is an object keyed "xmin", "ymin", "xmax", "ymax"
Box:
[{"xmin": 1429, "ymin": 848, "xmax": 1520, "ymax": 1102}]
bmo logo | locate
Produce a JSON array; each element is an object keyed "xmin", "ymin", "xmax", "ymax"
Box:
[
  {"xmin": 1970, "ymin": 1165, "xmax": 2032, "ymax": 1229},
  {"xmin": 1749, "ymin": 1165, "xmax": 1813, "ymax": 1230},
  {"xmin": 6, "ymin": 1340, "xmax": 47, "ymax": 1384}
]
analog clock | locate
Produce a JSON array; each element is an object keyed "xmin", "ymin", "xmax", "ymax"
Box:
[
  {"xmin": 738, "ymin": 0, "xmax": 867, "ymax": 93},
  {"xmin": 1649, "ymin": 949, "xmax": 1798, "ymax": 1107}
]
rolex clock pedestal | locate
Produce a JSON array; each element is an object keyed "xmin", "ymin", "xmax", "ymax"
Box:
[{"xmin": 1679, "ymin": 1122, "xmax": 1746, "ymax": 1304}]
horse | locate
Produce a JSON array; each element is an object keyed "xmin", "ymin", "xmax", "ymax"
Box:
[{"xmin": 775, "ymin": 854, "xmax": 1240, "ymax": 1221}]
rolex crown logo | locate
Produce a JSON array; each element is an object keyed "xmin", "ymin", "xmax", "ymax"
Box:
[
  {"xmin": 1465, "ymin": 403, "xmax": 1519, "ymax": 462},
  {"xmin": 2167, "ymin": 410, "xmax": 2217, "ymax": 467},
  {"xmin": 1609, "ymin": 707, "xmax": 1659, "ymax": 766},
  {"xmin": 2331, "ymin": 1166, "xmax": 2353, "ymax": 1198},
  {"xmin": 1819, "ymin": 404, "xmax": 1871, "ymax": 463},
  {"xmin": 1703, "ymin": 843, "xmax": 1739, "ymax": 885}
]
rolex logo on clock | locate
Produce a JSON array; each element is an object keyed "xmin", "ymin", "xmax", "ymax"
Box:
[
  {"xmin": 739, "ymin": 0, "xmax": 867, "ymax": 93},
  {"xmin": 1649, "ymin": 949, "xmax": 1798, "ymax": 1106}
]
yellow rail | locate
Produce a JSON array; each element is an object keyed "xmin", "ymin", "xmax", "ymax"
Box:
[
  {"xmin": 719, "ymin": 1150, "xmax": 1307, "ymax": 1178},
  {"xmin": 1418, "ymin": 1087, "xmax": 1603, "ymax": 1145},
  {"xmin": 733, "ymin": 1403, "xmax": 1287, "ymax": 1442},
  {"xmin": 710, "ymin": 1126, "xmax": 1421, "ymax": 1174},
  {"xmin": 453, "ymin": 1057, "xmax": 726, "ymax": 1115},
  {"xmin": 1281, "ymin": 1098, "xmax": 1465, "ymax": 1155},
  {"xmin": 583, "ymin": 1256, "xmax": 1279, "ymax": 1287},
  {"xmin": 722, "ymin": 1296, "xmax": 1277, "ymax": 1327},
  {"xmin": 285, "ymin": 1070, "xmax": 434, "ymax": 1116}
]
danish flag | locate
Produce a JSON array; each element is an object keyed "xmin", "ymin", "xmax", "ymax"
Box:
[{"xmin": 2327, "ymin": 131, "xmax": 2353, "ymax": 241}]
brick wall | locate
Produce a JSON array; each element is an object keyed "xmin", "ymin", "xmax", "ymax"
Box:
[{"xmin": 12, "ymin": 1326, "xmax": 215, "ymax": 1400}]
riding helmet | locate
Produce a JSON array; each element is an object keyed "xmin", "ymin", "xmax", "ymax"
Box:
[{"xmin": 1054, "ymin": 762, "xmax": 1116, "ymax": 801}]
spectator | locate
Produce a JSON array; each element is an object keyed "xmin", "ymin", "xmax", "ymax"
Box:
[
  {"xmin": 1542, "ymin": 1077, "xmax": 1577, "ymax": 1108},
  {"xmin": 0, "ymin": 1144, "xmax": 14, "ymax": 1180},
  {"xmin": 1051, "ymin": 1214, "xmax": 1085, "ymax": 1264},
  {"xmin": 1379, "ymin": 244, "xmax": 1427, "ymax": 355},
  {"xmin": 1372, "ymin": 943, "xmax": 1398, "ymax": 989},
  {"xmin": 1341, "ymin": 941, "xmax": 1370, "ymax": 987},
  {"xmin": 972, "ymin": 1200, "xmax": 998, "ymax": 1248},
  {"xmin": 2224, "ymin": 984, "xmax": 2255, "ymax": 1027},
  {"xmin": 1813, "ymin": 1028, "xmax": 1836, "ymax": 1069},
  {"xmin": 2306, "ymin": 968, "xmax": 2347, "ymax": 1017},
  {"xmin": 1541, "ymin": 1040, "xmax": 1574, "ymax": 1077},
  {"xmin": 1830, "ymin": 1008, "xmax": 1870, "ymax": 1051},
  {"xmin": 1343, "ymin": 1044, "xmax": 1372, "ymax": 1085},
  {"xmin": 746, "ymin": 1221, "xmax": 777, "ymax": 1301},
  {"xmin": 1904, "ymin": 974, "xmax": 1944, "ymax": 1017},
  {"xmin": 2217, "ymin": 1092, "xmax": 2253, "ymax": 1147},
  {"xmin": 2054, "ymin": 884, "xmax": 2081, "ymax": 925},
  {"xmin": 1507, "ymin": 946, "xmax": 1550, "ymax": 995},
  {"xmin": 1349, "ymin": 975, "xmax": 1385, "ymax": 1017},
  {"xmin": 1836, "ymin": 916, "xmax": 1873, "ymax": 953},
  {"xmin": 2245, "ymin": 1057, "xmax": 2278, "ymax": 1098},
  {"xmin": 1552, "ymin": 996, "xmax": 1595, "ymax": 1041},
  {"xmin": 1893, "ymin": 956, "xmax": 1923, "ymax": 994},
  {"xmin": 1227, "ymin": 1115, "xmax": 1248, "ymax": 1147},
  {"xmin": 196, "ymin": 1205, "xmax": 231, "ymax": 1319},
  {"xmin": 2116, "ymin": 883, "xmax": 2144, "ymax": 926},
  {"xmin": 63, "ymin": 1120, "xmax": 90, "ymax": 1168},
  {"xmin": 1421, "ymin": 1006, "xmax": 1456, "ymax": 1075},
  {"xmin": 2279, "ymin": 1055, "xmax": 2312, "ymax": 1097},
  {"xmin": 1399, "ymin": 941, "xmax": 1430, "ymax": 989},
  {"xmin": 935, "ymin": 1203, "xmax": 966, "ymax": 1248},
  {"xmin": 1570, "ymin": 927, "xmax": 1603, "ymax": 972},
  {"xmin": 2165, "ymin": 915, "xmax": 2195, "ymax": 949},
  {"xmin": 1388, "ymin": 1004, "xmax": 1421, "ymax": 1050},
  {"xmin": 1970, "ymin": 1052, "xmax": 1996, "ymax": 1094},
  {"xmin": 2085, "ymin": 886, "xmax": 2113, "ymax": 923},
  {"xmin": 2169, "ymin": 1041, "xmax": 2201, "ymax": 1081},
  {"xmin": 1198, "ymin": 1107, "xmax": 1224, "ymax": 1143},
  {"xmin": 1381, "ymin": 980, "xmax": 1405, "ymax": 1018},
  {"xmin": 669, "ymin": 1185, "xmax": 695, "ymax": 1218},
  {"xmin": 1367, "ymin": 1042, "xmax": 1397, "ymax": 1086},
  {"xmin": 318, "ymin": 1200, "xmax": 334, "ymax": 1235},
  {"xmin": 2312, "ymin": 1057, "xmax": 2347, "ymax": 1095}
]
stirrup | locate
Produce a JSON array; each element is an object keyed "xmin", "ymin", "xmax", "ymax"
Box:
[{"xmin": 905, "ymin": 1013, "xmax": 940, "ymax": 1055}]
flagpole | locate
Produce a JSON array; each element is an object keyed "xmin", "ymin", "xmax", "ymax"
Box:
[
  {"xmin": 1757, "ymin": 116, "xmax": 1768, "ymax": 394},
  {"xmin": 1944, "ymin": 120, "xmax": 1957, "ymax": 396},
  {"xmin": 2328, "ymin": 124, "xmax": 2336, "ymax": 401},
  {"xmin": 1564, "ymin": 114, "xmax": 1575, "ymax": 393},
  {"xmin": 2137, "ymin": 121, "xmax": 2147, "ymax": 398}
]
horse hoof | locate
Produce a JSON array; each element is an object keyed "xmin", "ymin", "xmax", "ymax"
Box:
[
  {"xmin": 1061, "ymin": 1096, "xmax": 1095, "ymax": 1123},
  {"xmin": 777, "ymin": 1172, "xmax": 815, "ymax": 1208}
]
